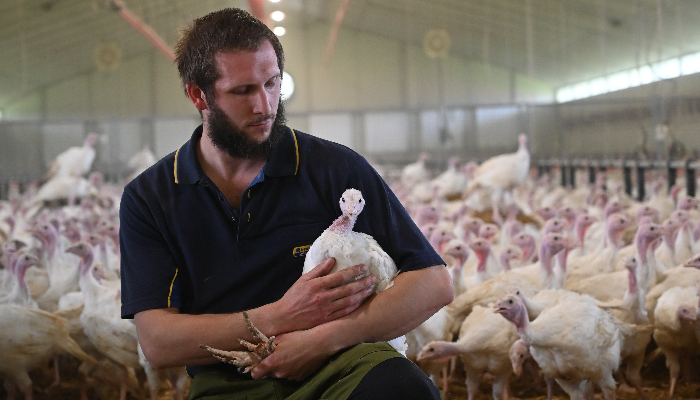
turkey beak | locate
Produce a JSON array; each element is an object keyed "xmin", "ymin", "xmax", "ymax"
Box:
[
  {"xmin": 65, "ymin": 246, "xmax": 79, "ymax": 256},
  {"xmin": 513, "ymin": 362, "xmax": 523, "ymax": 377}
]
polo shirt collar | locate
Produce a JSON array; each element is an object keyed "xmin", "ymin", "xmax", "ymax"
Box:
[
  {"xmin": 173, "ymin": 125, "xmax": 205, "ymax": 185},
  {"xmin": 173, "ymin": 125, "xmax": 300, "ymax": 185}
]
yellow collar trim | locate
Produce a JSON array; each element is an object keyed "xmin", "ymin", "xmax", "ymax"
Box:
[
  {"xmin": 291, "ymin": 128, "xmax": 299, "ymax": 175},
  {"xmin": 173, "ymin": 144, "xmax": 183, "ymax": 184}
]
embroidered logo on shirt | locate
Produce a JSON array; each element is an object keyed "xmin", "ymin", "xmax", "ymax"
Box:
[{"xmin": 293, "ymin": 245, "xmax": 311, "ymax": 257}]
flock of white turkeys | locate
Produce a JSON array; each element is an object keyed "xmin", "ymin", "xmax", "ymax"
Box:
[
  {"xmin": 1, "ymin": 132, "xmax": 699, "ymax": 400},
  {"xmin": 0, "ymin": 139, "xmax": 185, "ymax": 400},
  {"xmin": 392, "ymin": 136, "xmax": 700, "ymax": 400}
]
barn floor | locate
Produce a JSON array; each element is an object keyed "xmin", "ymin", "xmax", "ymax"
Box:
[
  {"xmin": 2, "ymin": 352, "xmax": 700, "ymax": 400},
  {"xmin": 439, "ymin": 354, "xmax": 700, "ymax": 400}
]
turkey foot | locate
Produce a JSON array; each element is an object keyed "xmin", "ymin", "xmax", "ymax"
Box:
[{"xmin": 199, "ymin": 311, "xmax": 275, "ymax": 373}]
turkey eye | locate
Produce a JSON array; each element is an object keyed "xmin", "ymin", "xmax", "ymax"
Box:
[
  {"xmin": 359, "ymin": 199, "xmax": 362, "ymax": 203},
  {"xmin": 341, "ymin": 198, "xmax": 345, "ymax": 202}
]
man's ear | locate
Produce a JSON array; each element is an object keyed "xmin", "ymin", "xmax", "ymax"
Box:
[{"xmin": 186, "ymin": 83, "xmax": 208, "ymax": 111}]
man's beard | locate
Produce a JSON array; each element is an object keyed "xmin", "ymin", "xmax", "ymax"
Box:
[{"xmin": 206, "ymin": 99, "xmax": 287, "ymax": 160}]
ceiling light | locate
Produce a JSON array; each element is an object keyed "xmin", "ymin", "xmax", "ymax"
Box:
[
  {"xmin": 281, "ymin": 71, "xmax": 295, "ymax": 101},
  {"xmin": 270, "ymin": 11, "xmax": 285, "ymax": 22},
  {"xmin": 269, "ymin": 0, "xmax": 281, "ymax": 2},
  {"xmin": 273, "ymin": 26, "xmax": 286, "ymax": 36}
]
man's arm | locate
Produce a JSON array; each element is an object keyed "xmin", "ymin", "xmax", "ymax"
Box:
[
  {"xmin": 135, "ymin": 258, "xmax": 375, "ymax": 369},
  {"xmin": 251, "ymin": 264, "xmax": 453, "ymax": 380}
]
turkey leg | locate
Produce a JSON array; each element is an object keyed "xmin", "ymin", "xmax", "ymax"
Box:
[{"xmin": 199, "ymin": 311, "xmax": 275, "ymax": 374}]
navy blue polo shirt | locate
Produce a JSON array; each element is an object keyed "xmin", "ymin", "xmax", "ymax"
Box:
[{"xmin": 119, "ymin": 125, "xmax": 443, "ymax": 372}]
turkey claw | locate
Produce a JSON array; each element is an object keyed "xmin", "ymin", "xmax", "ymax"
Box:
[
  {"xmin": 199, "ymin": 311, "xmax": 275, "ymax": 374},
  {"xmin": 199, "ymin": 344, "xmax": 262, "ymax": 373}
]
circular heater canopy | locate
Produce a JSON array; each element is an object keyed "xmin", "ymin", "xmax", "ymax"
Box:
[
  {"xmin": 93, "ymin": 43, "xmax": 123, "ymax": 72},
  {"xmin": 423, "ymin": 29, "xmax": 451, "ymax": 59}
]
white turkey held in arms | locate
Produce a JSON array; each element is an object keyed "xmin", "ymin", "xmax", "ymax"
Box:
[
  {"xmin": 304, "ymin": 188, "xmax": 397, "ymax": 292},
  {"xmin": 303, "ymin": 188, "xmax": 404, "ymax": 352}
]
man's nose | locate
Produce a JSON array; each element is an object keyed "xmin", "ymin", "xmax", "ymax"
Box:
[{"xmin": 252, "ymin": 88, "xmax": 272, "ymax": 115}]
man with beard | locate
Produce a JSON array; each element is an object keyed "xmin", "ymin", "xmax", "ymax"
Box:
[{"xmin": 119, "ymin": 8, "xmax": 452, "ymax": 399}]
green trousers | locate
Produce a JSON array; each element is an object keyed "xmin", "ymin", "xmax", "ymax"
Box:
[{"xmin": 189, "ymin": 342, "xmax": 404, "ymax": 400}]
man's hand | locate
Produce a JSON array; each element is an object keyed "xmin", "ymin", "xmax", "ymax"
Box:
[
  {"xmin": 250, "ymin": 327, "xmax": 334, "ymax": 381},
  {"xmin": 270, "ymin": 258, "xmax": 376, "ymax": 335}
]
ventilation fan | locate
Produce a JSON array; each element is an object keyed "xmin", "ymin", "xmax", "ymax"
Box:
[
  {"xmin": 423, "ymin": 29, "xmax": 451, "ymax": 59},
  {"xmin": 93, "ymin": 43, "xmax": 123, "ymax": 71}
]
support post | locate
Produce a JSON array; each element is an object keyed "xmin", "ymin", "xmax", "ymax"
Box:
[
  {"xmin": 323, "ymin": 0, "xmax": 352, "ymax": 65},
  {"xmin": 109, "ymin": 0, "xmax": 175, "ymax": 61},
  {"xmin": 247, "ymin": 0, "xmax": 268, "ymax": 25},
  {"xmin": 560, "ymin": 165, "xmax": 567, "ymax": 188},
  {"xmin": 623, "ymin": 164, "xmax": 633, "ymax": 197},
  {"xmin": 636, "ymin": 165, "xmax": 645, "ymax": 202},
  {"xmin": 687, "ymin": 161, "xmax": 696, "ymax": 198},
  {"xmin": 668, "ymin": 163, "xmax": 677, "ymax": 193},
  {"xmin": 588, "ymin": 166, "xmax": 596, "ymax": 184},
  {"xmin": 569, "ymin": 165, "xmax": 576, "ymax": 189}
]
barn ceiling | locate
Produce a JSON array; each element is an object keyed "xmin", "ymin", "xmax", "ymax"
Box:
[{"xmin": 1, "ymin": 0, "xmax": 699, "ymax": 111}]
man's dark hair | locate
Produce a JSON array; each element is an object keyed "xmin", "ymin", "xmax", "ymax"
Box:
[{"xmin": 174, "ymin": 8, "xmax": 285, "ymax": 99}]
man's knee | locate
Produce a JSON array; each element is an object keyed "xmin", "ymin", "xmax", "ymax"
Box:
[{"xmin": 348, "ymin": 357, "xmax": 441, "ymax": 400}]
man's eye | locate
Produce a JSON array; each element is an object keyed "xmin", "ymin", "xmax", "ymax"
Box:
[{"xmin": 265, "ymin": 77, "xmax": 278, "ymax": 88}]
